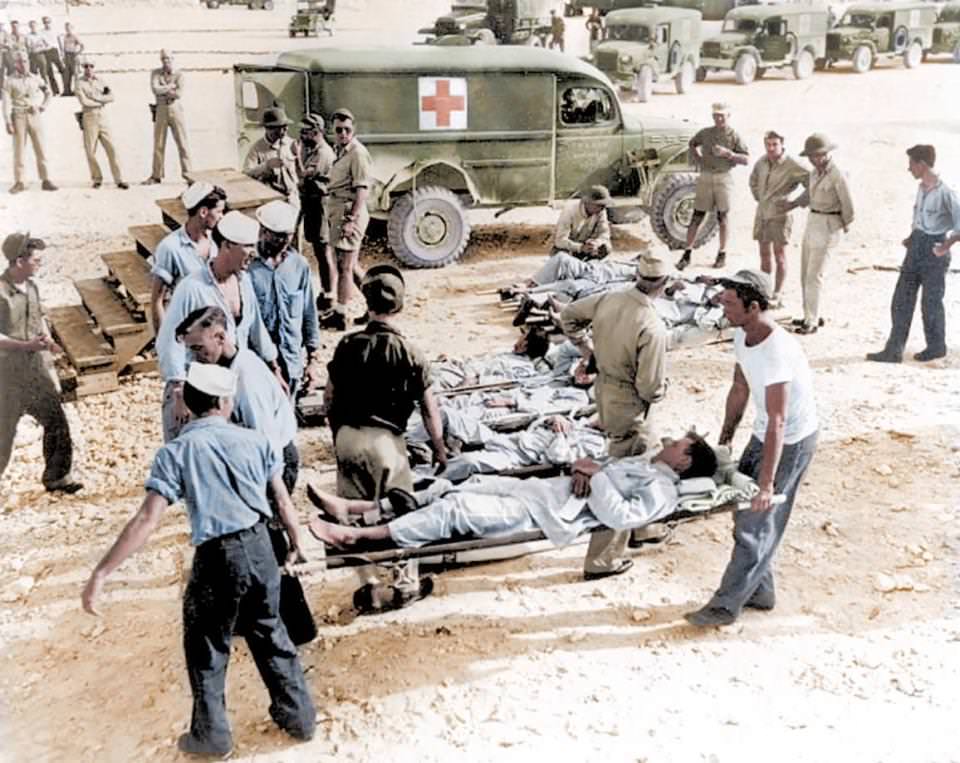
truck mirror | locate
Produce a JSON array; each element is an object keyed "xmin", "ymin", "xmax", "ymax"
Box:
[{"xmin": 241, "ymin": 81, "xmax": 259, "ymax": 111}]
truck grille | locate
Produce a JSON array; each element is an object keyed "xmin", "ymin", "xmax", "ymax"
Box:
[
  {"xmin": 826, "ymin": 32, "xmax": 844, "ymax": 52},
  {"xmin": 701, "ymin": 41, "xmax": 724, "ymax": 57},
  {"xmin": 932, "ymin": 28, "xmax": 944, "ymax": 44},
  {"xmin": 595, "ymin": 49, "xmax": 621, "ymax": 71}
]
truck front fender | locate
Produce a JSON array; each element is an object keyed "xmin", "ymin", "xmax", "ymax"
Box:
[{"xmin": 379, "ymin": 160, "xmax": 481, "ymax": 211}]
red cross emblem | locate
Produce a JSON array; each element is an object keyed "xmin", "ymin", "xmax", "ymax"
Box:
[{"xmin": 418, "ymin": 77, "xmax": 467, "ymax": 130}]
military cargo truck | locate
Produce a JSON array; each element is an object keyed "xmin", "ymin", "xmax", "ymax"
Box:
[
  {"xmin": 825, "ymin": 2, "xmax": 937, "ymax": 72},
  {"xmin": 929, "ymin": 2, "xmax": 960, "ymax": 61},
  {"xmin": 698, "ymin": 4, "xmax": 830, "ymax": 84},
  {"xmin": 589, "ymin": 7, "xmax": 703, "ymax": 101},
  {"xmin": 234, "ymin": 47, "xmax": 716, "ymax": 268},
  {"xmin": 420, "ymin": 0, "xmax": 556, "ymax": 46}
]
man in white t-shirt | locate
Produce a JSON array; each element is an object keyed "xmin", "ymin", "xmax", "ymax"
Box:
[{"xmin": 686, "ymin": 269, "xmax": 818, "ymax": 627}]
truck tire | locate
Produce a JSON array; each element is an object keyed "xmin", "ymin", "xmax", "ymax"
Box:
[
  {"xmin": 792, "ymin": 49, "xmax": 814, "ymax": 79},
  {"xmin": 695, "ymin": 65, "xmax": 707, "ymax": 82},
  {"xmin": 893, "ymin": 26, "xmax": 909, "ymax": 53},
  {"xmin": 388, "ymin": 187, "xmax": 471, "ymax": 269},
  {"xmin": 674, "ymin": 60, "xmax": 695, "ymax": 94},
  {"xmin": 206, "ymin": 0, "xmax": 220, "ymax": 7},
  {"xmin": 649, "ymin": 173, "xmax": 718, "ymax": 250},
  {"xmin": 903, "ymin": 41, "xmax": 922, "ymax": 68},
  {"xmin": 634, "ymin": 65, "xmax": 654, "ymax": 102},
  {"xmin": 852, "ymin": 45, "xmax": 873, "ymax": 73},
  {"xmin": 734, "ymin": 53, "xmax": 757, "ymax": 84}
]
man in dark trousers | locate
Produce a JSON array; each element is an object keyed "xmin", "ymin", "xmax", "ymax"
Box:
[
  {"xmin": 867, "ymin": 144, "xmax": 960, "ymax": 363},
  {"xmin": 81, "ymin": 362, "xmax": 315, "ymax": 758}
]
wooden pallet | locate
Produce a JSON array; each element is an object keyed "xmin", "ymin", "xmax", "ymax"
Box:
[
  {"xmin": 47, "ymin": 305, "xmax": 115, "ymax": 371},
  {"xmin": 129, "ymin": 224, "xmax": 170, "ymax": 260},
  {"xmin": 157, "ymin": 168, "xmax": 283, "ymax": 230},
  {"xmin": 102, "ymin": 250, "xmax": 152, "ymax": 311}
]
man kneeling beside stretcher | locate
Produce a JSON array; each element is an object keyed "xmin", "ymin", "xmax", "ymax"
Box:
[{"xmin": 309, "ymin": 432, "xmax": 717, "ymax": 549}]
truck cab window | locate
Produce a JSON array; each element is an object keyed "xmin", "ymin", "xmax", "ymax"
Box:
[{"xmin": 559, "ymin": 87, "xmax": 614, "ymax": 126}]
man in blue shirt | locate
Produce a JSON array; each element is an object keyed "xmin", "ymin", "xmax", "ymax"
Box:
[
  {"xmin": 867, "ymin": 144, "xmax": 960, "ymax": 363},
  {"xmin": 248, "ymin": 200, "xmax": 321, "ymax": 400},
  {"xmin": 149, "ymin": 181, "xmax": 225, "ymax": 330},
  {"xmin": 81, "ymin": 363, "xmax": 315, "ymax": 758},
  {"xmin": 156, "ymin": 211, "xmax": 281, "ymax": 442}
]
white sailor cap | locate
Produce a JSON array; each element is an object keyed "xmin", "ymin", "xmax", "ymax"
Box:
[
  {"xmin": 636, "ymin": 254, "xmax": 670, "ymax": 279},
  {"xmin": 186, "ymin": 363, "xmax": 237, "ymax": 398},
  {"xmin": 255, "ymin": 200, "xmax": 298, "ymax": 235},
  {"xmin": 181, "ymin": 181, "xmax": 214, "ymax": 211},
  {"xmin": 216, "ymin": 211, "xmax": 259, "ymax": 246}
]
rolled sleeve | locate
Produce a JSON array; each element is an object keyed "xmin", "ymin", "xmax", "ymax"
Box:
[
  {"xmin": 351, "ymin": 148, "xmax": 372, "ymax": 189},
  {"xmin": 144, "ymin": 446, "xmax": 183, "ymax": 505}
]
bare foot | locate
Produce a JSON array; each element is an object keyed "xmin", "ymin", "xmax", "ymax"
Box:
[
  {"xmin": 308, "ymin": 516, "xmax": 357, "ymax": 547},
  {"xmin": 306, "ymin": 483, "xmax": 351, "ymax": 524}
]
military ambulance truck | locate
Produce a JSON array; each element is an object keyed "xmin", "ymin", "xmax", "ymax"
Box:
[{"xmin": 234, "ymin": 47, "xmax": 716, "ymax": 268}]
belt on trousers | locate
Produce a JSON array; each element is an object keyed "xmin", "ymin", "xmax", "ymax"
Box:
[
  {"xmin": 201, "ymin": 518, "xmax": 266, "ymax": 549},
  {"xmin": 810, "ymin": 209, "xmax": 841, "ymax": 215}
]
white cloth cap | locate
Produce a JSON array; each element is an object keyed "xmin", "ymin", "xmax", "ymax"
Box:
[
  {"xmin": 217, "ymin": 211, "xmax": 260, "ymax": 246},
  {"xmin": 636, "ymin": 254, "xmax": 670, "ymax": 279},
  {"xmin": 186, "ymin": 363, "xmax": 237, "ymax": 398},
  {"xmin": 256, "ymin": 200, "xmax": 298, "ymax": 234},
  {"xmin": 181, "ymin": 181, "xmax": 214, "ymax": 211}
]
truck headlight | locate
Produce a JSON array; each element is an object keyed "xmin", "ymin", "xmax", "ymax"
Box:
[{"xmin": 619, "ymin": 54, "xmax": 633, "ymax": 64}]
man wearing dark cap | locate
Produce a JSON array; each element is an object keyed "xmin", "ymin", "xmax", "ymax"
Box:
[
  {"xmin": 296, "ymin": 112, "xmax": 336, "ymax": 310},
  {"xmin": 318, "ymin": 108, "xmax": 373, "ymax": 331},
  {"xmin": 244, "ymin": 106, "xmax": 300, "ymax": 211},
  {"xmin": 560, "ymin": 254, "xmax": 670, "ymax": 580},
  {"xmin": 553, "ymin": 184, "xmax": 613, "ymax": 260},
  {"xmin": 82, "ymin": 362, "xmax": 315, "ymax": 758},
  {"xmin": 686, "ymin": 269, "xmax": 817, "ymax": 627},
  {"xmin": 0, "ymin": 232, "xmax": 81, "ymax": 494},
  {"xmin": 867, "ymin": 144, "xmax": 960, "ymax": 364}
]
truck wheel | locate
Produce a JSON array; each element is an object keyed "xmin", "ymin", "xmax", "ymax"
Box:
[
  {"xmin": 649, "ymin": 173, "xmax": 717, "ymax": 250},
  {"xmin": 388, "ymin": 187, "xmax": 471, "ymax": 269},
  {"xmin": 903, "ymin": 41, "xmax": 922, "ymax": 68},
  {"xmin": 893, "ymin": 26, "xmax": 909, "ymax": 53},
  {"xmin": 852, "ymin": 45, "xmax": 873, "ymax": 73},
  {"xmin": 695, "ymin": 65, "xmax": 707, "ymax": 82},
  {"xmin": 734, "ymin": 54, "xmax": 757, "ymax": 84},
  {"xmin": 792, "ymin": 49, "xmax": 814, "ymax": 79},
  {"xmin": 206, "ymin": 0, "xmax": 219, "ymax": 7},
  {"xmin": 634, "ymin": 65, "xmax": 654, "ymax": 102},
  {"xmin": 674, "ymin": 60, "xmax": 695, "ymax": 94}
]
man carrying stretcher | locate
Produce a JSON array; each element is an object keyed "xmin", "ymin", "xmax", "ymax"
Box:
[{"xmin": 308, "ymin": 432, "xmax": 717, "ymax": 550}]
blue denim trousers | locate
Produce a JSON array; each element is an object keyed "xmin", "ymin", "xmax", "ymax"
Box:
[
  {"xmin": 708, "ymin": 430, "xmax": 818, "ymax": 615},
  {"xmin": 884, "ymin": 230, "xmax": 950, "ymax": 356}
]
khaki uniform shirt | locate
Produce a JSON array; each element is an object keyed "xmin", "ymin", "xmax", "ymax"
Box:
[
  {"xmin": 689, "ymin": 125, "xmax": 749, "ymax": 174},
  {"xmin": 2, "ymin": 71, "xmax": 48, "ymax": 122},
  {"xmin": 244, "ymin": 133, "xmax": 299, "ymax": 201},
  {"xmin": 298, "ymin": 139, "xmax": 336, "ymax": 199},
  {"xmin": 561, "ymin": 286, "xmax": 667, "ymax": 436},
  {"xmin": 8, "ymin": 33, "xmax": 27, "ymax": 55},
  {"xmin": 76, "ymin": 74, "xmax": 114, "ymax": 111},
  {"xmin": 0, "ymin": 272, "xmax": 46, "ymax": 380},
  {"xmin": 151, "ymin": 67, "xmax": 183, "ymax": 105},
  {"xmin": 796, "ymin": 161, "xmax": 855, "ymax": 229},
  {"xmin": 326, "ymin": 320, "xmax": 430, "ymax": 436},
  {"xmin": 749, "ymin": 153, "xmax": 806, "ymax": 222},
  {"xmin": 553, "ymin": 199, "xmax": 612, "ymax": 254},
  {"xmin": 326, "ymin": 138, "xmax": 372, "ymax": 202}
]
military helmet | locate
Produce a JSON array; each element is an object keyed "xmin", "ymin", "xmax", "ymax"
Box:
[{"xmin": 800, "ymin": 133, "xmax": 836, "ymax": 157}]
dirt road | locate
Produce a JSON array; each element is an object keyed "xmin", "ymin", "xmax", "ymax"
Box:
[{"xmin": 0, "ymin": 1, "xmax": 958, "ymax": 761}]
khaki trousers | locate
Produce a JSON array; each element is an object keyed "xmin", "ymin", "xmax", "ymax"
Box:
[
  {"xmin": 152, "ymin": 101, "xmax": 192, "ymax": 180},
  {"xmin": 81, "ymin": 109, "xmax": 124, "ymax": 184},
  {"xmin": 12, "ymin": 111, "xmax": 49, "ymax": 184},
  {"xmin": 800, "ymin": 212, "xmax": 841, "ymax": 325}
]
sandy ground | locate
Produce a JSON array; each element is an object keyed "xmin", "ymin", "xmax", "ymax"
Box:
[{"xmin": 1, "ymin": 1, "xmax": 959, "ymax": 761}]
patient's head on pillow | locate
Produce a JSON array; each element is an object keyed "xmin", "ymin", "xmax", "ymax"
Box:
[{"xmin": 660, "ymin": 431, "xmax": 718, "ymax": 479}]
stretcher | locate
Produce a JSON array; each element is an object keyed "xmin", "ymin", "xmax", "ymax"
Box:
[{"xmin": 299, "ymin": 471, "xmax": 778, "ymax": 573}]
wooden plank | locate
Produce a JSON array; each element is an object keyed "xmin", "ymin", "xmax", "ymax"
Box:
[
  {"xmin": 129, "ymin": 224, "xmax": 170, "ymax": 260},
  {"xmin": 183, "ymin": 168, "xmax": 284, "ymax": 209},
  {"xmin": 102, "ymin": 251, "xmax": 153, "ymax": 307},
  {"xmin": 74, "ymin": 369, "xmax": 120, "ymax": 397},
  {"xmin": 75, "ymin": 278, "xmax": 144, "ymax": 338},
  {"xmin": 46, "ymin": 306, "xmax": 115, "ymax": 370},
  {"xmin": 111, "ymin": 326, "xmax": 155, "ymax": 372},
  {"xmin": 157, "ymin": 198, "xmax": 187, "ymax": 230}
]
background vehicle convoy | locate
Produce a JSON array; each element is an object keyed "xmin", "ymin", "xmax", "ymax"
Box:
[
  {"xmin": 234, "ymin": 47, "xmax": 717, "ymax": 268},
  {"xmin": 588, "ymin": 7, "xmax": 702, "ymax": 102},
  {"xmin": 825, "ymin": 2, "xmax": 937, "ymax": 72},
  {"xmin": 289, "ymin": 0, "xmax": 335, "ymax": 37},
  {"xmin": 698, "ymin": 3, "xmax": 830, "ymax": 84},
  {"xmin": 419, "ymin": 0, "xmax": 556, "ymax": 46},
  {"xmin": 202, "ymin": 0, "xmax": 275, "ymax": 9},
  {"xmin": 928, "ymin": 1, "xmax": 960, "ymax": 61}
]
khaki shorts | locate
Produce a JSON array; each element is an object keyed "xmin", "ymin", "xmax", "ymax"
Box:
[
  {"xmin": 753, "ymin": 214, "xmax": 793, "ymax": 245},
  {"xmin": 325, "ymin": 198, "xmax": 370, "ymax": 253},
  {"xmin": 334, "ymin": 424, "xmax": 413, "ymax": 500},
  {"xmin": 693, "ymin": 171, "xmax": 734, "ymax": 213}
]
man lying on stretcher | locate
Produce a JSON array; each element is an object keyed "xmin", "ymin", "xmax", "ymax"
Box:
[{"xmin": 309, "ymin": 432, "xmax": 717, "ymax": 549}]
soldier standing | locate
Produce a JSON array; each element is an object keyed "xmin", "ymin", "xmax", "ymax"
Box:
[
  {"xmin": 0, "ymin": 232, "xmax": 82, "ymax": 494},
  {"xmin": 319, "ymin": 108, "xmax": 372, "ymax": 331},
  {"xmin": 677, "ymin": 103, "xmax": 749, "ymax": 271},
  {"xmin": 560, "ymin": 255, "xmax": 670, "ymax": 580},
  {"xmin": 60, "ymin": 22, "xmax": 83, "ymax": 97},
  {"xmin": 2, "ymin": 52, "xmax": 57, "ymax": 194},
  {"xmin": 76, "ymin": 56, "xmax": 127, "ymax": 189},
  {"xmin": 39, "ymin": 17, "xmax": 64, "ymax": 96},
  {"xmin": 586, "ymin": 8, "xmax": 603, "ymax": 49},
  {"xmin": 296, "ymin": 112, "xmax": 336, "ymax": 310},
  {"xmin": 244, "ymin": 106, "xmax": 299, "ymax": 211},
  {"xmin": 549, "ymin": 9, "xmax": 565, "ymax": 52},
  {"xmin": 144, "ymin": 50, "xmax": 191, "ymax": 185},
  {"xmin": 748, "ymin": 130, "xmax": 806, "ymax": 308},
  {"xmin": 780, "ymin": 133, "xmax": 854, "ymax": 335}
]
